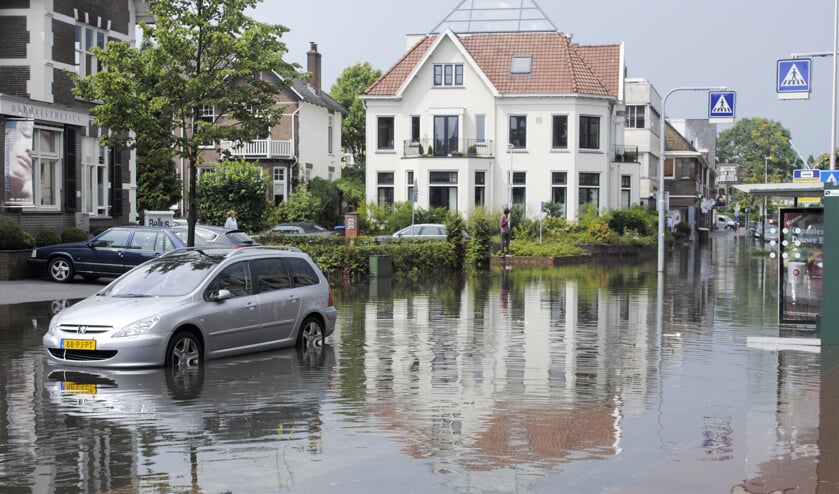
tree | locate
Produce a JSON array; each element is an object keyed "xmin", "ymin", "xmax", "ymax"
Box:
[
  {"xmin": 716, "ymin": 117, "xmax": 797, "ymax": 183},
  {"xmin": 136, "ymin": 111, "xmax": 182, "ymax": 217},
  {"xmin": 196, "ymin": 159, "xmax": 270, "ymax": 232},
  {"xmin": 73, "ymin": 0, "xmax": 302, "ymax": 246},
  {"xmin": 266, "ymin": 184, "xmax": 321, "ymax": 225},
  {"xmin": 330, "ymin": 62, "xmax": 382, "ymax": 163}
]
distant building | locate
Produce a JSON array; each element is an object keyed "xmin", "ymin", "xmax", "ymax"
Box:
[
  {"xmin": 361, "ymin": 0, "xmax": 636, "ymax": 220},
  {"xmin": 189, "ymin": 42, "xmax": 347, "ymax": 212},
  {"xmin": 0, "ymin": 1, "xmax": 145, "ymax": 235}
]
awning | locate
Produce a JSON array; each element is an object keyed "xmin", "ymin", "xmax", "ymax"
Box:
[{"xmin": 733, "ymin": 182, "xmax": 825, "ymax": 197}]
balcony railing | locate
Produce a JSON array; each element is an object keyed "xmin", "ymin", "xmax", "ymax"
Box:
[
  {"xmin": 404, "ymin": 138, "xmax": 494, "ymax": 158},
  {"xmin": 219, "ymin": 139, "xmax": 294, "ymax": 159},
  {"xmin": 612, "ymin": 145, "xmax": 639, "ymax": 163}
]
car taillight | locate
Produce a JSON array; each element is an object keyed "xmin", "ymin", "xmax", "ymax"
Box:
[{"xmin": 328, "ymin": 285, "xmax": 334, "ymax": 307}]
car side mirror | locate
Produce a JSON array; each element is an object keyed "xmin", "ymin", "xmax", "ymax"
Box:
[{"xmin": 209, "ymin": 289, "xmax": 233, "ymax": 302}]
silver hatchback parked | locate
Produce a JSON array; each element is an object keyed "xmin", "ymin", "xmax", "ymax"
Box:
[{"xmin": 42, "ymin": 246, "xmax": 337, "ymax": 368}]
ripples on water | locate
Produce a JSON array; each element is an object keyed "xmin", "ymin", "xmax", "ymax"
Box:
[{"xmin": 0, "ymin": 238, "xmax": 832, "ymax": 493}]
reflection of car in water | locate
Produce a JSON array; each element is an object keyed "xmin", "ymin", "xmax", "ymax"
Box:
[{"xmin": 45, "ymin": 347, "xmax": 334, "ymax": 429}]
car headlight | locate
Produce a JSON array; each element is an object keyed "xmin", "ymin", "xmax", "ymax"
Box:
[
  {"xmin": 48, "ymin": 317, "xmax": 59, "ymax": 335},
  {"xmin": 113, "ymin": 315, "xmax": 160, "ymax": 338}
]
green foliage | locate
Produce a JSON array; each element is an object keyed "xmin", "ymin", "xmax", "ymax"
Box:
[
  {"xmin": 307, "ymin": 177, "xmax": 342, "ymax": 228},
  {"xmin": 542, "ymin": 202, "xmax": 566, "ymax": 218},
  {"xmin": 0, "ymin": 217, "xmax": 32, "ymax": 250},
  {"xmin": 73, "ymin": 0, "xmax": 303, "ymax": 244},
  {"xmin": 335, "ymin": 163, "xmax": 365, "ymax": 212},
  {"xmin": 606, "ymin": 206, "xmax": 654, "ymax": 236},
  {"xmin": 61, "ymin": 227, "xmax": 91, "ymax": 242},
  {"xmin": 716, "ymin": 118, "xmax": 797, "ymax": 183},
  {"xmin": 260, "ymin": 235, "xmax": 457, "ymax": 280},
  {"xmin": 586, "ymin": 220, "xmax": 612, "ymax": 242},
  {"xmin": 137, "ymin": 111, "xmax": 182, "ymax": 214},
  {"xmin": 575, "ymin": 202, "xmax": 602, "ymax": 231},
  {"xmin": 465, "ymin": 207, "xmax": 493, "ymax": 270},
  {"xmin": 196, "ymin": 159, "xmax": 270, "ymax": 232},
  {"xmin": 267, "ymin": 184, "xmax": 322, "ymax": 226},
  {"xmin": 35, "ymin": 228, "xmax": 62, "ymax": 247},
  {"xmin": 359, "ymin": 201, "xmax": 414, "ymax": 235},
  {"xmin": 329, "ymin": 62, "xmax": 382, "ymax": 162},
  {"xmin": 674, "ymin": 221, "xmax": 692, "ymax": 238}
]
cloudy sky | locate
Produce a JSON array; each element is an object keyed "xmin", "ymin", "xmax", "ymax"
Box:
[{"xmin": 250, "ymin": 0, "xmax": 837, "ymax": 162}]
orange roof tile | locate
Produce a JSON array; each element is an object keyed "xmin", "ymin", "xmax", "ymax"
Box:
[{"xmin": 365, "ymin": 32, "xmax": 620, "ymax": 98}]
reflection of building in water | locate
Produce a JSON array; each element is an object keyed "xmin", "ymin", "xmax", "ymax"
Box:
[{"xmin": 361, "ymin": 271, "xmax": 659, "ymax": 479}]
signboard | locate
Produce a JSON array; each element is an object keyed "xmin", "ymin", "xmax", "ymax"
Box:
[
  {"xmin": 708, "ymin": 91, "xmax": 736, "ymax": 123},
  {"xmin": 793, "ymin": 169, "xmax": 821, "ymax": 182},
  {"xmin": 794, "ymin": 169, "xmax": 823, "ymax": 205},
  {"xmin": 777, "ymin": 58, "xmax": 812, "ymax": 100},
  {"xmin": 4, "ymin": 120, "xmax": 35, "ymax": 207},
  {"xmin": 145, "ymin": 210, "xmax": 174, "ymax": 228},
  {"xmin": 821, "ymin": 170, "xmax": 839, "ymax": 183},
  {"xmin": 778, "ymin": 207, "xmax": 823, "ymax": 325}
]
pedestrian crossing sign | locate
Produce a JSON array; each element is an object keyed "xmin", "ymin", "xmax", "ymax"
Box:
[
  {"xmin": 777, "ymin": 58, "xmax": 811, "ymax": 100},
  {"xmin": 821, "ymin": 170, "xmax": 839, "ymax": 183},
  {"xmin": 708, "ymin": 91, "xmax": 736, "ymax": 123}
]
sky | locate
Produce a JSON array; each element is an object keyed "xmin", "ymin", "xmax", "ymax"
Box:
[{"xmin": 249, "ymin": 0, "xmax": 838, "ymax": 163}]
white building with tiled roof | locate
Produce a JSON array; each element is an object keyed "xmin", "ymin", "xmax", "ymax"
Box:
[{"xmin": 361, "ymin": 0, "xmax": 638, "ymax": 221}]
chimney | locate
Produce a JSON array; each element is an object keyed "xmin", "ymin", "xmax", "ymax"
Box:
[{"xmin": 307, "ymin": 42, "xmax": 321, "ymax": 94}]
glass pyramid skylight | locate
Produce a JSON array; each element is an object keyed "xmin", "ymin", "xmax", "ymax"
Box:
[{"xmin": 430, "ymin": 0, "xmax": 558, "ymax": 34}]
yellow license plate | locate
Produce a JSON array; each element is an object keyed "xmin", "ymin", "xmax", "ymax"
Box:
[
  {"xmin": 62, "ymin": 381, "xmax": 97, "ymax": 394},
  {"xmin": 62, "ymin": 339, "xmax": 96, "ymax": 350}
]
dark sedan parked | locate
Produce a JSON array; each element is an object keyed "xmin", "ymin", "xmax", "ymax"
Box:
[{"xmin": 29, "ymin": 226, "xmax": 188, "ymax": 283}]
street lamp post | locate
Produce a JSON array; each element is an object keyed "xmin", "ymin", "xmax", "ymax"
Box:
[{"xmin": 658, "ymin": 86, "xmax": 726, "ymax": 273}]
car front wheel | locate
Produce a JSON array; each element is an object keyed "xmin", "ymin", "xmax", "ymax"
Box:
[
  {"xmin": 165, "ymin": 331, "xmax": 203, "ymax": 368},
  {"xmin": 48, "ymin": 256, "xmax": 75, "ymax": 283},
  {"xmin": 297, "ymin": 317, "xmax": 324, "ymax": 352}
]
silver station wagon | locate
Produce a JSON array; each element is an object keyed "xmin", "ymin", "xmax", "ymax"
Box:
[{"xmin": 42, "ymin": 246, "xmax": 337, "ymax": 368}]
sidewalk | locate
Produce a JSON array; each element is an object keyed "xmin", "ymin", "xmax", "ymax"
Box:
[{"xmin": 0, "ymin": 279, "xmax": 105, "ymax": 304}]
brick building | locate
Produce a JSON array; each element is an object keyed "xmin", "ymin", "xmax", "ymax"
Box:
[{"xmin": 0, "ymin": 1, "xmax": 145, "ymax": 236}]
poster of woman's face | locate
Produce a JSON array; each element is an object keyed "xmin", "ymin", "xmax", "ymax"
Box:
[{"xmin": 5, "ymin": 120, "xmax": 34, "ymax": 206}]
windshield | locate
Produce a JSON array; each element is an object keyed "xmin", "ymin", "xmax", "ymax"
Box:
[{"xmin": 101, "ymin": 253, "xmax": 224, "ymax": 297}]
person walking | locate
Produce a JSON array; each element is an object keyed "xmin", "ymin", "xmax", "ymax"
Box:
[
  {"xmin": 224, "ymin": 210, "xmax": 238, "ymax": 230},
  {"xmin": 500, "ymin": 208, "xmax": 511, "ymax": 256}
]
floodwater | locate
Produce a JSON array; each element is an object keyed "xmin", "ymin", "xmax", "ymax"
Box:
[{"xmin": 1, "ymin": 233, "xmax": 835, "ymax": 493}]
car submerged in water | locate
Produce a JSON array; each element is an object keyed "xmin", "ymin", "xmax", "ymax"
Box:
[{"xmin": 42, "ymin": 246, "xmax": 337, "ymax": 368}]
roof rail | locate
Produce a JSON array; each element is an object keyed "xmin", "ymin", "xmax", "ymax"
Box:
[{"xmin": 225, "ymin": 245, "xmax": 303, "ymax": 257}]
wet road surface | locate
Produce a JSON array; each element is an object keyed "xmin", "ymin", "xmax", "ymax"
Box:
[{"xmin": 0, "ymin": 233, "xmax": 834, "ymax": 493}]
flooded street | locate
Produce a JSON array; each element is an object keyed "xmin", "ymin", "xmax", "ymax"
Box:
[{"xmin": 1, "ymin": 234, "xmax": 835, "ymax": 493}]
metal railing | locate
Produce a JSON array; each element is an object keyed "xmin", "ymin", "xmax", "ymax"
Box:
[
  {"xmin": 219, "ymin": 139, "xmax": 294, "ymax": 159},
  {"xmin": 612, "ymin": 144, "xmax": 639, "ymax": 163},
  {"xmin": 403, "ymin": 138, "xmax": 494, "ymax": 158}
]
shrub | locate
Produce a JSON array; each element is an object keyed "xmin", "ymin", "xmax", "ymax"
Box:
[
  {"xmin": 0, "ymin": 217, "xmax": 32, "ymax": 250},
  {"xmin": 674, "ymin": 221, "xmax": 692, "ymax": 238},
  {"xmin": 465, "ymin": 207, "xmax": 493, "ymax": 270},
  {"xmin": 607, "ymin": 207, "xmax": 654, "ymax": 236},
  {"xmin": 35, "ymin": 228, "xmax": 62, "ymax": 247},
  {"xmin": 62, "ymin": 227, "xmax": 90, "ymax": 242}
]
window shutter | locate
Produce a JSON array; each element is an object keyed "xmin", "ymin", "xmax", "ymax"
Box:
[{"xmin": 64, "ymin": 129, "xmax": 77, "ymax": 212}]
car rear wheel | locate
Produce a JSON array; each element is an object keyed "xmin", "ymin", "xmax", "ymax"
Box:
[
  {"xmin": 297, "ymin": 317, "xmax": 324, "ymax": 352},
  {"xmin": 165, "ymin": 331, "xmax": 203, "ymax": 368},
  {"xmin": 48, "ymin": 256, "xmax": 74, "ymax": 283}
]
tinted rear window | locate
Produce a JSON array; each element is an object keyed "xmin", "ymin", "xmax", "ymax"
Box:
[
  {"xmin": 286, "ymin": 258, "xmax": 319, "ymax": 287},
  {"xmin": 226, "ymin": 231, "xmax": 255, "ymax": 245}
]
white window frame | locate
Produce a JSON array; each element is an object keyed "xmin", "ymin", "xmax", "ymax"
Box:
[
  {"xmin": 433, "ymin": 64, "xmax": 464, "ymax": 87},
  {"xmin": 82, "ymin": 136, "xmax": 109, "ymax": 217},
  {"xmin": 74, "ymin": 23, "xmax": 107, "ymax": 78},
  {"xmin": 29, "ymin": 126, "xmax": 63, "ymax": 211}
]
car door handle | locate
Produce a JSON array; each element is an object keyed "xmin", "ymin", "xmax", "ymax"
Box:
[
  {"xmin": 246, "ymin": 302, "xmax": 257, "ymax": 310},
  {"xmin": 288, "ymin": 295, "xmax": 299, "ymax": 303}
]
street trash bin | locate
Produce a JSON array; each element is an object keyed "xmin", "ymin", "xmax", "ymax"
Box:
[{"xmin": 369, "ymin": 255, "xmax": 392, "ymax": 277}]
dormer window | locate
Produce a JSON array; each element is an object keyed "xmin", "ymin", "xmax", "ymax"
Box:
[
  {"xmin": 433, "ymin": 64, "xmax": 464, "ymax": 86},
  {"xmin": 510, "ymin": 55, "xmax": 532, "ymax": 75}
]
